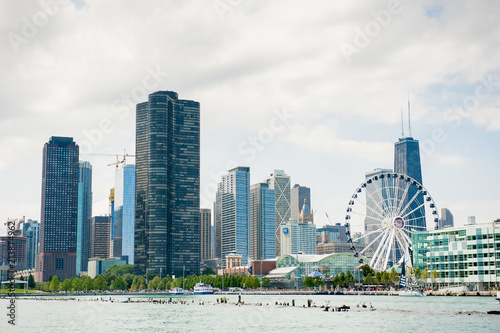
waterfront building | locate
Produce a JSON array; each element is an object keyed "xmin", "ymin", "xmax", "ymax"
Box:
[
  {"xmin": 265, "ymin": 253, "xmax": 367, "ymax": 280},
  {"xmin": 264, "ymin": 170, "xmax": 291, "ymax": 256},
  {"xmin": 214, "ymin": 183, "xmax": 222, "ymax": 260},
  {"xmin": 250, "ymin": 183, "xmax": 276, "ymax": 261},
  {"xmin": 467, "ymin": 216, "xmax": 476, "ymax": 225},
  {"xmin": 439, "ymin": 208, "xmax": 454, "ymax": 229},
  {"xmin": 76, "ymin": 161, "xmax": 92, "ymax": 275},
  {"xmin": 412, "ymin": 221, "xmax": 500, "ymax": 289},
  {"xmin": 36, "ymin": 137, "xmax": 79, "ymax": 282},
  {"xmin": 90, "ymin": 216, "xmax": 111, "ymax": 259},
  {"xmin": 316, "ymin": 241, "xmax": 365, "ymax": 255},
  {"xmin": 290, "ymin": 184, "xmax": 310, "ymax": 219},
  {"xmin": 88, "ymin": 257, "xmax": 127, "ymax": 279},
  {"xmin": 316, "ymin": 224, "xmax": 348, "ymax": 244},
  {"xmin": 217, "ymin": 167, "xmax": 250, "ymax": 265},
  {"xmin": 0, "ymin": 236, "xmax": 27, "ymax": 269},
  {"xmin": 134, "ymin": 91, "xmax": 200, "ymax": 277},
  {"xmin": 113, "ymin": 164, "xmax": 136, "ymax": 264},
  {"xmin": 201, "ymin": 208, "xmax": 212, "ymax": 262},
  {"xmin": 280, "ymin": 200, "xmax": 316, "ymax": 256},
  {"xmin": 20, "ymin": 219, "xmax": 40, "ymax": 269}
]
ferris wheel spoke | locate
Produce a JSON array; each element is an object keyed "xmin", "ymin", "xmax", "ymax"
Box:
[
  {"xmin": 352, "ymin": 197, "xmax": 386, "ymax": 221},
  {"xmin": 373, "ymin": 230, "xmax": 392, "ymax": 270},
  {"xmin": 397, "ymin": 188, "xmax": 422, "ymax": 218},
  {"xmin": 364, "ymin": 189, "xmax": 389, "ymax": 219},
  {"xmin": 401, "ymin": 202, "xmax": 426, "ymax": 220},
  {"xmin": 382, "ymin": 230, "xmax": 395, "ymax": 270},
  {"xmin": 373, "ymin": 179, "xmax": 391, "ymax": 216},
  {"xmin": 383, "ymin": 176, "xmax": 396, "ymax": 216},
  {"xmin": 395, "ymin": 180, "xmax": 411, "ymax": 216},
  {"xmin": 393, "ymin": 176, "xmax": 403, "ymax": 216},
  {"xmin": 358, "ymin": 228, "xmax": 386, "ymax": 252},
  {"xmin": 370, "ymin": 229, "xmax": 391, "ymax": 268}
]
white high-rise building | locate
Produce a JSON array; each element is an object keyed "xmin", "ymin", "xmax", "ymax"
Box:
[{"xmin": 280, "ymin": 199, "xmax": 316, "ymax": 255}]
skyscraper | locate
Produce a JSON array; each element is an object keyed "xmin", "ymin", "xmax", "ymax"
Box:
[
  {"xmin": 394, "ymin": 137, "xmax": 426, "ymax": 231},
  {"xmin": 76, "ymin": 161, "xmax": 92, "ymax": 274},
  {"xmin": 250, "ymin": 183, "xmax": 276, "ymax": 261},
  {"xmin": 200, "ymin": 209, "xmax": 212, "ymax": 262},
  {"xmin": 218, "ymin": 167, "xmax": 250, "ymax": 265},
  {"xmin": 114, "ymin": 164, "xmax": 135, "ymax": 264},
  {"xmin": 21, "ymin": 219, "xmax": 40, "ymax": 269},
  {"xmin": 135, "ymin": 91, "xmax": 200, "ymax": 276},
  {"xmin": 264, "ymin": 170, "xmax": 291, "ymax": 256},
  {"xmin": 214, "ymin": 183, "xmax": 222, "ymax": 260},
  {"xmin": 280, "ymin": 200, "xmax": 316, "ymax": 255},
  {"xmin": 290, "ymin": 184, "xmax": 311, "ymax": 219},
  {"xmin": 36, "ymin": 137, "xmax": 79, "ymax": 282},
  {"xmin": 90, "ymin": 216, "xmax": 111, "ymax": 259},
  {"xmin": 439, "ymin": 208, "xmax": 454, "ymax": 229}
]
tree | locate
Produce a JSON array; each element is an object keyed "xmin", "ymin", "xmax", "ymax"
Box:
[
  {"xmin": 363, "ymin": 273, "xmax": 374, "ymax": 285},
  {"xmin": 389, "ymin": 268, "xmax": 399, "ymax": 286},
  {"xmin": 201, "ymin": 267, "xmax": 216, "ymax": 275},
  {"xmin": 72, "ymin": 277, "xmax": 83, "ymax": 291},
  {"xmin": 104, "ymin": 273, "xmax": 117, "ymax": 287},
  {"xmin": 138, "ymin": 277, "xmax": 146, "ymax": 290},
  {"xmin": 19, "ymin": 276, "xmax": 25, "ymax": 281},
  {"xmin": 148, "ymin": 276, "xmax": 161, "ymax": 290},
  {"xmin": 83, "ymin": 276, "xmax": 93, "ymax": 291},
  {"xmin": 106, "ymin": 264, "xmax": 134, "ymax": 276},
  {"xmin": 61, "ymin": 278, "xmax": 72, "ymax": 291},
  {"xmin": 261, "ymin": 277, "xmax": 270, "ymax": 288},
  {"xmin": 360, "ymin": 265, "xmax": 375, "ymax": 278},
  {"xmin": 93, "ymin": 275, "xmax": 108, "ymax": 291},
  {"xmin": 122, "ymin": 273, "xmax": 134, "ymax": 289},
  {"xmin": 414, "ymin": 267, "xmax": 421, "ymax": 286},
  {"xmin": 49, "ymin": 276, "xmax": 61, "ymax": 292},
  {"xmin": 333, "ymin": 274, "xmax": 342, "ymax": 287},
  {"xmin": 28, "ymin": 274, "xmax": 36, "ymax": 289},
  {"xmin": 111, "ymin": 276, "xmax": 127, "ymax": 291},
  {"xmin": 421, "ymin": 267, "xmax": 429, "ymax": 287},
  {"xmin": 146, "ymin": 270, "xmax": 158, "ymax": 281},
  {"xmin": 431, "ymin": 269, "xmax": 440, "ymax": 289},
  {"xmin": 345, "ymin": 271, "xmax": 355, "ymax": 286},
  {"xmin": 303, "ymin": 276, "xmax": 315, "ymax": 288}
]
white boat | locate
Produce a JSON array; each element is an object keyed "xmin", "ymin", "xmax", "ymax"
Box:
[
  {"xmin": 399, "ymin": 289, "xmax": 426, "ymax": 297},
  {"xmin": 169, "ymin": 287, "xmax": 186, "ymax": 295},
  {"xmin": 193, "ymin": 282, "xmax": 215, "ymax": 295}
]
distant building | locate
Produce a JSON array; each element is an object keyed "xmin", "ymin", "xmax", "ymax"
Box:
[
  {"xmin": 290, "ymin": 184, "xmax": 310, "ymax": 219},
  {"xmin": 250, "ymin": 183, "xmax": 276, "ymax": 261},
  {"xmin": 317, "ymin": 242, "xmax": 365, "ymax": 255},
  {"xmin": 201, "ymin": 208, "xmax": 212, "ymax": 262},
  {"xmin": 36, "ymin": 137, "xmax": 79, "ymax": 282},
  {"xmin": 134, "ymin": 91, "xmax": 200, "ymax": 277},
  {"xmin": 0, "ymin": 236, "xmax": 27, "ymax": 270},
  {"xmin": 20, "ymin": 219, "xmax": 40, "ymax": 269},
  {"xmin": 214, "ymin": 183, "xmax": 223, "ymax": 260},
  {"xmin": 217, "ymin": 167, "xmax": 250, "ymax": 265},
  {"xmin": 316, "ymin": 224, "xmax": 348, "ymax": 244},
  {"xmin": 114, "ymin": 164, "xmax": 135, "ymax": 264},
  {"xmin": 413, "ymin": 221, "xmax": 500, "ymax": 289},
  {"xmin": 264, "ymin": 170, "xmax": 291, "ymax": 256},
  {"xmin": 90, "ymin": 216, "xmax": 111, "ymax": 259},
  {"xmin": 280, "ymin": 200, "xmax": 316, "ymax": 255},
  {"xmin": 439, "ymin": 208, "xmax": 454, "ymax": 229},
  {"xmin": 88, "ymin": 258, "xmax": 127, "ymax": 279},
  {"xmin": 467, "ymin": 216, "xmax": 476, "ymax": 225},
  {"xmin": 76, "ymin": 161, "xmax": 92, "ymax": 275}
]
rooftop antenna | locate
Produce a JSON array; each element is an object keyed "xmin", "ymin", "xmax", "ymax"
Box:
[
  {"xmin": 401, "ymin": 106, "xmax": 405, "ymax": 138},
  {"xmin": 407, "ymin": 92, "xmax": 412, "ymax": 138}
]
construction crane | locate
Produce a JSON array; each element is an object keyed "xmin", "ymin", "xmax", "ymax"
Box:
[{"xmin": 81, "ymin": 149, "xmax": 136, "ymax": 170}]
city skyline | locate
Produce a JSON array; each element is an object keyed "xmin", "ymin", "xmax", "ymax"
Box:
[{"xmin": 1, "ymin": 1, "xmax": 500, "ymax": 237}]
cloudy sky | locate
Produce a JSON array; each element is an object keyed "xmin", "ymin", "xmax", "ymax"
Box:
[{"xmin": 1, "ymin": 0, "xmax": 499, "ymax": 235}]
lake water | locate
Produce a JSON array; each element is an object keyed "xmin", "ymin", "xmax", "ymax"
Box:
[{"xmin": 1, "ymin": 294, "xmax": 499, "ymax": 332}]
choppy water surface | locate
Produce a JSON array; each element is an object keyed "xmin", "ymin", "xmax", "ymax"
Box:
[{"xmin": 1, "ymin": 294, "xmax": 499, "ymax": 332}]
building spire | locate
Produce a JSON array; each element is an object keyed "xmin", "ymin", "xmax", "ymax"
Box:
[
  {"xmin": 401, "ymin": 106, "xmax": 405, "ymax": 138},
  {"xmin": 407, "ymin": 92, "xmax": 412, "ymax": 138}
]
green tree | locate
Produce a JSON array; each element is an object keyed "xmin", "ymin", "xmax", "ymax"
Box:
[
  {"xmin": 345, "ymin": 271, "xmax": 355, "ymax": 286},
  {"xmin": 138, "ymin": 277, "xmax": 146, "ymax": 290},
  {"xmin": 389, "ymin": 267, "xmax": 399, "ymax": 286},
  {"xmin": 303, "ymin": 276, "xmax": 315, "ymax": 288},
  {"xmin": 431, "ymin": 269, "xmax": 440, "ymax": 289},
  {"xmin": 158, "ymin": 281, "xmax": 166, "ymax": 290},
  {"xmin": 72, "ymin": 277, "xmax": 83, "ymax": 291},
  {"xmin": 381, "ymin": 271, "xmax": 390, "ymax": 286},
  {"xmin": 61, "ymin": 278, "xmax": 72, "ymax": 291},
  {"xmin": 363, "ymin": 273, "xmax": 374, "ymax": 285},
  {"xmin": 49, "ymin": 276, "xmax": 61, "ymax": 292},
  {"xmin": 93, "ymin": 275, "xmax": 108, "ymax": 291},
  {"xmin": 122, "ymin": 273, "xmax": 134, "ymax": 289},
  {"xmin": 313, "ymin": 276, "xmax": 323, "ymax": 288},
  {"xmin": 28, "ymin": 274, "xmax": 36, "ymax": 289},
  {"xmin": 262, "ymin": 277, "xmax": 270, "ymax": 288},
  {"xmin": 333, "ymin": 274, "xmax": 342, "ymax": 287},
  {"xmin": 104, "ymin": 273, "xmax": 117, "ymax": 287},
  {"xmin": 201, "ymin": 267, "xmax": 216, "ymax": 275},
  {"xmin": 83, "ymin": 276, "xmax": 93, "ymax": 291},
  {"xmin": 106, "ymin": 264, "xmax": 134, "ymax": 276},
  {"xmin": 146, "ymin": 270, "xmax": 158, "ymax": 281},
  {"xmin": 111, "ymin": 276, "xmax": 127, "ymax": 290},
  {"xmin": 375, "ymin": 272, "xmax": 382, "ymax": 285},
  {"xmin": 360, "ymin": 265, "xmax": 375, "ymax": 278},
  {"xmin": 421, "ymin": 267, "xmax": 429, "ymax": 287},
  {"xmin": 19, "ymin": 276, "xmax": 25, "ymax": 281},
  {"xmin": 148, "ymin": 276, "xmax": 161, "ymax": 290}
]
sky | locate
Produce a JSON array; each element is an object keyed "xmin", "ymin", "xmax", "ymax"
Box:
[{"xmin": 1, "ymin": 0, "xmax": 499, "ymax": 236}]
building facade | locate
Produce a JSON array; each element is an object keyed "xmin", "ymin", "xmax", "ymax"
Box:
[
  {"xmin": 201, "ymin": 208, "xmax": 212, "ymax": 262},
  {"xmin": 90, "ymin": 216, "xmax": 111, "ymax": 259},
  {"xmin": 214, "ymin": 183, "xmax": 223, "ymax": 260},
  {"xmin": 114, "ymin": 164, "xmax": 135, "ymax": 264},
  {"xmin": 264, "ymin": 170, "xmax": 291, "ymax": 256},
  {"xmin": 218, "ymin": 167, "xmax": 250, "ymax": 265},
  {"xmin": 412, "ymin": 221, "xmax": 500, "ymax": 289},
  {"xmin": 135, "ymin": 91, "xmax": 200, "ymax": 276},
  {"xmin": 36, "ymin": 137, "xmax": 79, "ymax": 282},
  {"xmin": 439, "ymin": 208, "xmax": 454, "ymax": 229},
  {"xmin": 21, "ymin": 219, "xmax": 40, "ymax": 269},
  {"xmin": 249, "ymin": 183, "xmax": 276, "ymax": 261},
  {"xmin": 76, "ymin": 161, "xmax": 92, "ymax": 275},
  {"xmin": 0, "ymin": 236, "xmax": 27, "ymax": 270},
  {"xmin": 290, "ymin": 184, "xmax": 310, "ymax": 219},
  {"xmin": 280, "ymin": 200, "xmax": 316, "ymax": 255}
]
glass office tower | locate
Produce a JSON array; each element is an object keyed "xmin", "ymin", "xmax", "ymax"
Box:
[
  {"xmin": 76, "ymin": 161, "xmax": 92, "ymax": 274},
  {"xmin": 114, "ymin": 164, "xmax": 135, "ymax": 264},
  {"xmin": 250, "ymin": 183, "xmax": 276, "ymax": 261}
]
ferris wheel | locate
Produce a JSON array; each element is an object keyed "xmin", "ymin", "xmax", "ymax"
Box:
[{"xmin": 344, "ymin": 172, "xmax": 439, "ymax": 272}]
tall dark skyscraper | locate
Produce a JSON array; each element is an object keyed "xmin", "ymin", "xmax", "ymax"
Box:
[
  {"xmin": 134, "ymin": 91, "xmax": 200, "ymax": 276},
  {"xmin": 76, "ymin": 161, "xmax": 92, "ymax": 274},
  {"xmin": 36, "ymin": 137, "xmax": 79, "ymax": 282},
  {"xmin": 290, "ymin": 184, "xmax": 311, "ymax": 219},
  {"xmin": 90, "ymin": 216, "xmax": 111, "ymax": 259},
  {"xmin": 200, "ymin": 208, "xmax": 211, "ymax": 262}
]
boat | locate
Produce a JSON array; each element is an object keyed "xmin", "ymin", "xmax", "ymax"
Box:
[
  {"xmin": 398, "ymin": 257, "xmax": 425, "ymax": 297},
  {"xmin": 169, "ymin": 287, "xmax": 186, "ymax": 295},
  {"xmin": 496, "ymin": 291, "xmax": 500, "ymax": 303},
  {"xmin": 193, "ymin": 282, "xmax": 215, "ymax": 295}
]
